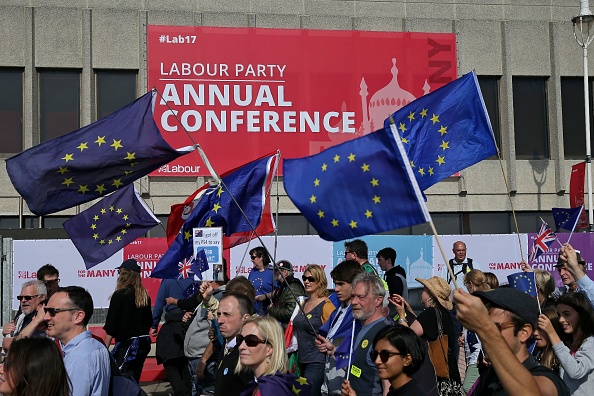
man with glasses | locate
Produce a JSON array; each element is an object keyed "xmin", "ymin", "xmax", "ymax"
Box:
[
  {"xmin": 344, "ymin": 239, "xmax": 377, "ymax": 275},
  {"xmin": 44, "ymin": 286, "xmax": 111, "ymax": 396},
  {"xmin": 455, "ymin": 287, "xmax": 569, "ymax": 396},
  {"xmin": 214, "ymin": 292, "xmax": 255, "ymax": 396},
  {"xmin": 37, "ymin": 263, "xmax": 60, "ymax": 297},
  {"xmin": 268, "ymin": 260, "xmax": 305, "ymax": 328},
  {"xmin": 2, "ymin": 280, "xmax": 47, "ymax": 352}
]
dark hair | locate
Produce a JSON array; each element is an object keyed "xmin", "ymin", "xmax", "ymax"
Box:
[
  {"xmin": 221, "ymin": 257, "xmax": 229, "ymax": 284},
  {"xmin": 372, "ymin": 325, "xmax": 426, "ymax": 376},
  {"xmin": 376, "ymin": 247, "xmax": 396, "ymax": 265},
  {"xmin": 37, "ymin": 264, "xmax": 59, "ymax": 281},
  {"xmin": 221, "ymin": 292, "xmax": 255, "ymax": 317},
  {"xmin": 331, "ymin": 260, "xmax": 364, "ymax": 283},
  {"xmin": 5, "ymin": 337, "xmax": 70, "ymax": 396},
  {"xmin": 345, "ymin": 239, "xmax": 368, "ymax": 260},
  {"xmin": 557, "ymin": 292, "xmax": 594, "ymax": 350},
  {"xmin": 534, "ymin": 307, "xmax": 562, "ymax": 371},
  {"xmin": 57, "ymin": 286, "xmax": 94, "ymax": 326},
  {"xmin": 249, "ymin": 246, "xmax": 271, "ymax": 265},
  {"xmin": 226, "ymin": 276, "xmax": 256, "ymax": 303}
]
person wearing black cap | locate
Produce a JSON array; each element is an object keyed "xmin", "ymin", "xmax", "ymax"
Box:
[
  {"xmin": 103, "ymin": 258, "xmax": 152, "ymax": 382},
  {"xmin": 554, "ymin": 243, "xmax": 594, "ymax": 309},
  {"xmin": 267, "ymin": 260, "xmax": 305, "ymax": 328},
  {"xmin": 454, "ymin": 288, "xmax": 569, "ymax": 396}
]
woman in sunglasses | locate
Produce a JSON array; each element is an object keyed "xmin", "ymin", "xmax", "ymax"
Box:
[
  {"xmin": 103, "ymin": 259, "xmax": 152, "ymax": 382},
  {"xmin": 369, "ymin": 325, "xmax": 427, "ymax": 395},
  {"xmin": 293, "ymin": 264, "xmax": 335, "ymax": 396},
  {"xmin": 236, "ymin": 316, "xmax": 312, "ymax": 396},
  {"xmin": 0, "ymin": 337, "xmax": 70, "ymax": 396}
]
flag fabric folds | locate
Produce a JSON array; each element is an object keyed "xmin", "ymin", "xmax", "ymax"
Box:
[
  {"xmin": 151, "ymin": 154, "xmax": 279, "ymax": 279},
  {"xmin": 552, "ymin": 206, "xmax": 583, "ymax": 232},
  {"xmin": 192, "ymin": 248, "xmax": 209, "ymax": 280},
  {"xmin": 6, "ymin": 91, "xmax": 193, "ymax": 216},
  {"xmin": 529, "ymin": 220, "xmax": 557, "ymax": 262},
  {"xmin": 166, "ymin": 152, "xmax": 277, "ymax": 248},
  {"xmin": 383, "ymin": 71, "xmax": 497, "ymax": 191},
  {"xmin": 283, "ymin": 124, "xmax": 431, "ymax": 241},
  {"xmin": 507, "ymin": 272, "xmax": 538, "ymax": 297},
  {"xmin": 63, "ymin": 184, "xmax": 160, "ymax": 269}
]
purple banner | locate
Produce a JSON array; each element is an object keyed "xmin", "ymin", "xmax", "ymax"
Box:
[{"xmin": 528, "ymin": 232, "xmax": 594, "ymax": 287}]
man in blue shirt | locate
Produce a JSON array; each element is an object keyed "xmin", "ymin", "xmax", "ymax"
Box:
[{"xmin": 43, "ymin": 286, "xmax": 111, "ymax": 396}]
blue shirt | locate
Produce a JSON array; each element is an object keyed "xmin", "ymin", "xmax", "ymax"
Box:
[
  {"xmin": 248, "ymin": 267, "xmax": 274, "ymax": 315},
  {"xmin": 152, "ymin": 278, "xmax": 194, "ymax": 327},
  {"xmin": 62, "ymin": 330, "xmax": 111, "ymax": 396}
]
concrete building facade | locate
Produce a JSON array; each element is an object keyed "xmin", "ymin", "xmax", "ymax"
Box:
[{"xmin": 0, "ymin": 0, "xmax": 590, "ymax": 237}]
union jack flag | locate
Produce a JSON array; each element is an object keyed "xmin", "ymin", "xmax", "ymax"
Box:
[
  {"xmin": 178, "ymin": 256, "xmax": 194, "ymax": 279},
  {"xmin": 529, "ymin": 220, "xmax": 556, "ymax": 262}
]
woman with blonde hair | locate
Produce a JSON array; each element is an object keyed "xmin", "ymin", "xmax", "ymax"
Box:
[
  {"xmin": 461, "ymin": 269, "xmax": 491, "ymax": 392},
  {"xmin": 532, "ymin": 306, "xmax": 562, "ymax": 373},
  {"xmin": 293, "ymin": 264, "xmax": 335, "ymax": 396},
  {"xmin": 534, "ymin": 269, "xmax": 556, "ymax": 308},
  {"xmin": 103, "ymin": 259, "xmax": 152, "ymax": 382},
  {"xmin": 236, "ymin": 316, "xmax": 312, "ymax": 395}
]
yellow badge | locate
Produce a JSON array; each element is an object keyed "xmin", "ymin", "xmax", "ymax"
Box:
[
  {"xmin": 307, "ymin": 314, "xmax": 312, "ymax": 319},
  {"xmin": 350, "ymin": 365, "xmax": 362, "ymax": 378},
  {"xmin": 361, "ymin": 339, "xmax": 369, "ymax": 349}
]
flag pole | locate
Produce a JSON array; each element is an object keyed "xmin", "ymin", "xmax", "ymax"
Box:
[
  {"xmin": 566, "ymin": 206, "xmax": 584, "ymax": 245},
  {"xmin": 345, "ymin": 318, "xmax": 356, "ymax": 381},
  {"xmin": 429, "ymin": 221, "xmax": 460, "ymax": 290}
]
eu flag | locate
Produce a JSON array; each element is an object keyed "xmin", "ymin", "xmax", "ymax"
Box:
[
  {"xmin": 151, "ymin": 154, "xmax": 279, "ymax": 279},
  {"xmin": 192, "ymin": 248, "xmax": 209, "ymax": 280},
  {"xmin": 383, "ymin": 71, "xmax": 497, "ymax": 191},
  {"xmin": 63, "ymin": 184, "xmax": 160, "ymax": 269},
  {"xmin": 552, "ymin": 206, "xmax": 583, "ymax": 232},
  {"xmin": 6, "ymin": 91, "xmax": 193, "ymax": 216},
  {"xmin": 507, "ymin": 272, "xmax": 538, "ymax": 297},
  {"xmin": 283, "ymin": 124, "xmax": 431, "ymax": 241}
]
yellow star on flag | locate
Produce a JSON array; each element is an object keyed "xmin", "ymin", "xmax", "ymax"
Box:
[
  {"xmin": 122, "ymin": 215, "xmax": 129, "ymax": 220},
  {"xmin": 428, "ymin": 166, "xmax": 435, "ymax": 176},
  {"xmin": 90, "ymin": 224, "xmax": 97, "ymax": 230},
  {"xmin": 322, "ymin": 163, "xmax": 328, "ymax": 171},
  {"xmin": 95, "ymin": 136, "xmax": 106, "ymax": 146},
  {"xmin": 349, "ymin": 220, "xmax": 357, "ymax": 228},
  {"xmin": 370, "ymin": 178, "xmax": 379, "ymax": 187},
  {"xmin": 399, "ymin": 123, "xmax": 406, "ymax": 133},
  {"xmin": 77, "ymin": 142, "xmax": 88, "ymax": 151},
  {"xmin": 420, "ymin": 108, "xmax": 428, "ymax": 117},
  {"xmin": 116, "ymin": 236, "xmax": 122, "ymax": 242},
  {"xmin": 62, "ymin": 178, "xmax": 74, "ymax": 187},
  {"xmin": 93, "ymin": 215, "xmax": 99, "ymax": 221},
  {"xmin": 440, "ymin": 140, "xmax": 449, "ymax": 151},
  {"xmin": 57, "ymin": 167, "xmax": 69, "ymax": 174},
  {"xmin": 402, "ymin": 137, "xmax": 409, "ymax": 144},
  {"xmin": 333, "ymin": 154, "xmax": 340, "ymax": 163},
  {"xmin": 124, "ymin": 152, "xmax": 136, "ymax": 161},
  {"xmin": 317, "ymin": 210, "xmax": 324, "ymax": 218},
  {"xmin": 310, "ymin": 195, "xmax": 317, "ymax": 203},
  {"xmin": 110, "ymin": 139, "xmax": 123, "ymax": 150},
  {"xmin": 418, "ymin": 168, "xmax": 425, "ymax": 176},
  {"xmin": 438, "ymin": 125, "xmax": 447, "ymax": 135},
  {"xmin": 99, "ymin": 239, "xmax": 105, "ymax": 245},
  {"xmin": 184, "ymin": 230, "xmax": 192, "ymax": 241},
  {"xmin": 95, "ymin": 184, "xmax": 106, "ymax": 195},
  {"xmin": 331, "ymin": 219, "xmax": 339, "ymax": 227},
  {"xmin": 373, "ymin": 195, "xmax": 381, "ymax": 204},
  {"xmin": 314, "ymin": 178, "xmax": 320, "ymax": 187},
  {"xmin": 436, "ymin": 155, "xmax": 445, "ymax": 165},
  {"xmin": 108, "ymin": 239, "xmax": 113, "ymax": 245},
  {"xmin": 408, "ymin": 111, "xmax": 415, "ymax": 122},
  {"xmin": 292, "ymin": 385, "xmax": 301, "ymax": 395},
  {"xmin": 100, "ymin": 208, "xmax": 106, "ymax": 214},
  {"xmin": 121, "ymin": 229, "xmax": 127, "ymax": 235},
  {"xmin": 361, "ymin": 163, "xmax": 370, "ymax": 172},
  {"xmin": 93, "ymin": 233, "xmax": 99, "ymax": 240},
  {"xmin": 217, "ymin": 187, "xmax": 224, "ymax": 197},
  {"xmin": 205, "ymin": 217, "xmax": 215, "ymax": 227},
  {"xmin": 365, "ymin": 210, "xmax": 373, "ymax": 218},
  {"xmin": 109, "ymin": 205, "xmax": 115, "ymax": 211},
  {"xmin": 112, "ymin": 179, "xmax": 123, "ymax": 188},
  {"xmin": 296, "ymin": 377, "xmax": 309, "ymax": 386},
  {"xmin": 430, "ymin": 114, "xmax": 440, "ymax": 124},
  {"xmin": 348, "ymin": 153, "xmax": 356, "ymax": 162},
  {"xmin": 212, "ymin": 203, "xmax": 222, "ymax": 213},
  {"xmin": 62, "ymin": 153, "xmax": 74, "ymax": 162},
  {"xmin": 77, "ymin": 185, "xmax": 89, "ymax": 194}
]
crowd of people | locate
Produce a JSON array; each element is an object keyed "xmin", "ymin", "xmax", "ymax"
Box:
[{"xmin": 2, "ymin": 239, "xmax": 594, "ymax": 396}]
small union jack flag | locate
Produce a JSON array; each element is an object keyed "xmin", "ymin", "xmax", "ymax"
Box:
[
  {"xmin": 178, "ymin": 256, "xmax": 194, "ymax": 279},
  {"xmin": 529, "ymin": 220, "xmax": 556, "ymax": 262}
]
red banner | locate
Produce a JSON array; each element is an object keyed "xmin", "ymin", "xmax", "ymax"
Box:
[
  {"xmin": 147, "ymin": 26, "xmax": 457, "ymax": 176},
  {"xmin": 570, "ymin": 161, "xmax": 588, "ymax": 229}
]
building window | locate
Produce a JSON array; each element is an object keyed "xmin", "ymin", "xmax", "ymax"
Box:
[
  {"xmin": 0, "ymin": 69, "xmax": 24, "ymax": 153},
  {"xmin": 477, "ymin": 76, "xmax": 501, "ymax": 158},
  {"xmin": 513, "ymin": 77, "xmax": 549, "ymax": 159},
  {"xmin": 39, "ymin": 70, "xmax": 80, "ymax": 142},
  {"xmin": 561, "ymin": 77, "xmax": 594, "ymax": 159},
  {"xmin": 95, "ymin": 70, "xmax": 137, "ymax": 120}
]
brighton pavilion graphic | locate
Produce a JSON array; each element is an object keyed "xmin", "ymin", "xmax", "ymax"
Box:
[
  {"xmin": 404, "ymin": 248, "xmax": 433, "ymax": 288},
  {"xmin": 310, "ymin": 57, "xmax": 431, "ymax": 154}
]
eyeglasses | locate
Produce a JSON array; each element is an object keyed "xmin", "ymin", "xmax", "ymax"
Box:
[
  {"xmin": 302, "ymin": 276, "xmax": 316, "ymax": 283},
  {"xmin": 44, "ymin": 307, "xmax": 80, "ymax": 317},
  {"xmin": 236, "ymin": 334, "xmax": 269, "ymax": 347},
  {"xmin": 494, "ymin": 321, "xmax": 515, "ymax": 332},
  {"xmin": 370, "ymin": 349, "xmax": 405, "ymax": 363},
  {"xmin": 17, "ymin": 295, "xmax": 41, "ymax": 301}
]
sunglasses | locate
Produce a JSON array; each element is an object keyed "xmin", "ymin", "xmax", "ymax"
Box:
[
  {"xmin": 302, "ymin": 275, "xmax": 316, "ymax": 283},
  {"xmin": 17, "ymin": 295, "xmax": 40, "ymax": 301},
  {"xmin": 44, "ymin": 307, "xmax": 79, "ymax": 317},
  {"xmin": 236, "ymin": 334, "xmax": 269, "ymax": 347},
  {"xmin": 43, "ymin": 278, "xmax": 60, "ymax": 284},
  {"xmin": 370, "ymin": 349, "xmax": 405, "ymax": 363},
  {"xmin": 250, "ymin": 255, "xmax": 259, "ymax": 260}
]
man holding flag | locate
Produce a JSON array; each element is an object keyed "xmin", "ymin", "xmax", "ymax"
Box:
[{"xmin": 553, "ymin": 244, "xmax": 594, "ymax": 309}]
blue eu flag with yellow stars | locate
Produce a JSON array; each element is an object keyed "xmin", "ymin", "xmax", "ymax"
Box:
[
  {"xmin": 383, "ymin": 71, "xmax": 497, "ymax": 191},
  {"xmin": 63, "ymin": 184, "xmax": 160, "ymax": 269},
  {"xmin": 6, "ymin": 91, "xmax": 193, "ymax": 216},
  {"xmin": 151, "ymin": 154, "xmax": 278, "ymax": 279},
  {"xmin": 283, "ymin": 124, "xmax": 431, "ymax": 241},
  {"xmin": 507, "ymin": 271, "xmax": 538, "ymax": 297},
  {"xmin": 552, "ymin": 206, "xmax": 583, "ymax": 232}
]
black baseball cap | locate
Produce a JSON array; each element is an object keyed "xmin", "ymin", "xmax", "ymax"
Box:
[
  {"xmin": 554, "ymin": 250, "xmax": 586, "ymax": 267},
  {"xmin": 116, "ymin": 259, "xmax": 141, "ymax": 273},
  {"xmin": 473, "ymin": 288, "xmax": 539, "ymax": 327},
  {"xmin": 271, "ymin": 260, "xmax": 293, "ymax": 272}
]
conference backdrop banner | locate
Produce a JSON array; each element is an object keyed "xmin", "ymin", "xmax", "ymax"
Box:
[
  {"xmin": 147, "ymin": 26, "xmax": 457, "ymax": 176},
  {"xmin": 332, "ymin": 235, "xmax": 434, "ymax": 288},
  {"xmin": 432, "ymin": 234, "xmax": 529, "ymax": 287}
]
